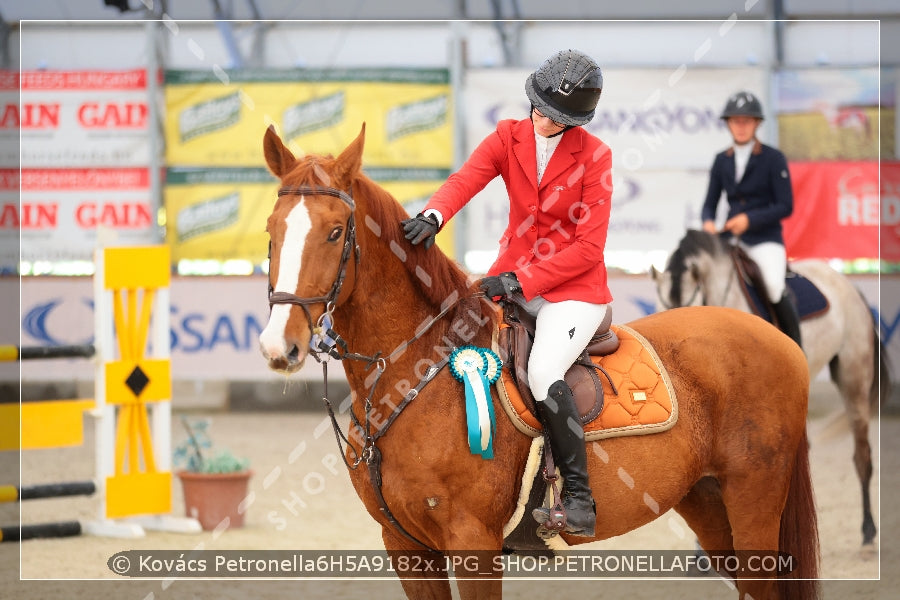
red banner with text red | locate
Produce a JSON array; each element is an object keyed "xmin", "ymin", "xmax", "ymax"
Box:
[
  {"xmin": 882, "ymin": 161, "xmax": 900, "ymax": 262},
  {"xmin": 783, "ymin": 161, "xmax": 883, "ymax": 261}
]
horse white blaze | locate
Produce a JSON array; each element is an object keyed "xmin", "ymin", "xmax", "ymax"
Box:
[{"xmin": 259, "ymin": 198, "xmax": 312, "ymax": 361}]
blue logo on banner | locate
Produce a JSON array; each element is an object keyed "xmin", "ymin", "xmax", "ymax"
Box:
[
  {"xmin": 22, "ymin": 299, "xmax": 93, "ymax": 347},
  {"xmin": 23, "ymin": 300, "xmax": 64, "ymax": 346}
]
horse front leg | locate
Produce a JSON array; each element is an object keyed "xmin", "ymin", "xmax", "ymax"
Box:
[
  {"xmin": 446, "ymin": 517, "xmax": 504, "ymax": 600},
  {"xmin": 382, "ymin": 527, "xmax": 452, "ymax": 600}
]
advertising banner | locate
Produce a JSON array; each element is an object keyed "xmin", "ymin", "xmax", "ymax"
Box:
[
  {"xmin": 19, "ymin": 69, "xmax": 150, "ymax": 167},
  {"xmin": 783, "ymin": 161, "xmax": 878, "ymax": 260},
  {"xmin": 17, "ymin": 274, "xmax": 891, "ymax": 383},
  {"xmin": 464, "ymin": 67, "xmax": 767, "ymax": 172},
  {"xmin": 883, "ymin": 161, "xmax": 900, "ymax": 262},
  {"xmin": 16, "ymin": 168, "xmax": 157, "ymax": 262},
  {"xmin": 0, "ymin": 168, "xmax": 17, "ymax": 271},
  {"xmin": 775, "ymin": 68, "xmax": 882, "ymax": 160},
  {"xmin": 164, "ymin": 167, "xmax": 449, "ymax": 263},
  {"xmin": 164, "ymin": 167, "xmax": 277, "ymax": 264},
  {"xmin": 164, "ymin": 69, "xmax": 452, "ymax": 168}
]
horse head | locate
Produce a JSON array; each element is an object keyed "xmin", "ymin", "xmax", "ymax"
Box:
[
  {"xmin": 258, "ymin": 123, "xmax": 366, "ymax": 373},
  {"xmin": 651, "ymin": 229, "xmax": 727, "ymax": 309}
]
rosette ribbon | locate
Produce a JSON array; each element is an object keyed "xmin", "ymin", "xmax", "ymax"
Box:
[{"xmin": 449, "ymin": 346, "xmax": 502, "ymax": 459}]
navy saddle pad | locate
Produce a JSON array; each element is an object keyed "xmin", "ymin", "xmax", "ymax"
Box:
[{"xmin": 741, "ymin": 271, "xmax": 830, "ymax": 323}]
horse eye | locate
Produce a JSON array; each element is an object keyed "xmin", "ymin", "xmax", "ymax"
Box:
[{"xmin": 327, "ymin": 226, "xmax": 343, "ymax": 242}]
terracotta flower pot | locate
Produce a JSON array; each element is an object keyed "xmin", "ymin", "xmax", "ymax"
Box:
[{"xmin": 177, "ymin": 470, "xmax": 253, "ymax": 531}]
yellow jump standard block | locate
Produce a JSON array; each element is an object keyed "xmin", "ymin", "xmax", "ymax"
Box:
[
  {"xmin": 103, "ymin": 246, "xmax": 170, "ymax": 290},
  {"xmin": 0, "ymin": 399, "xmax": 95, "ymax": 451},
  {"xmin": 105, "ymin": 472, "xmax": 171, "ymax": 518}
]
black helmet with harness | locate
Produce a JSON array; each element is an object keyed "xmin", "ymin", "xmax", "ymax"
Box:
[
  {"xmin": 720, "ymin": 91, "xmax": 765, "ymax": 120},
  {"xmin": 525, "ymin": 49, "xmax": 603, "ymax": 127}
]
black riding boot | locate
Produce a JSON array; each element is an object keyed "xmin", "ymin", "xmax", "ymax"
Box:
[
  {"xmin": 772, "ymin": 293, "xmax": 802, "ymax": 348},
  {"xmin": 531, "ymin": 380, "xmax": 596, "ymax": 537}
]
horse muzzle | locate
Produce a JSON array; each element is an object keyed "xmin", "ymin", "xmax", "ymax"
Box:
[
  {"xmin": 259, "ymin": 329, "xmax": 309, "ymax": 374},
  {"xmin": 261, "ymin": 345, "xmax": 308, "ymax": 374}
]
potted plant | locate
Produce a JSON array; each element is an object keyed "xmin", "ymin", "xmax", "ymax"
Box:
[{"xmin": 174, "ymin": 416, "xmax": 252, "ymax": 531}]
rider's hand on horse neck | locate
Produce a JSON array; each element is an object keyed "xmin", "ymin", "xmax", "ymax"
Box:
[{"xmin": 401, "ymin": 213, "xmax": 439, "ymax": 249}]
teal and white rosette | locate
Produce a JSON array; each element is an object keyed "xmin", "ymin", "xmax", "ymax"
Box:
[{"xmin": 449, "ymin": 346, "xmax": 502, "ymax": 459}]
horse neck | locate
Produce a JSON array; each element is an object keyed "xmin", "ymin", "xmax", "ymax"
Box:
[
  {"xmin": 701, "ymin": 253, "xmax": 746, "ymax": 309},
  {"xmin": 332, "ymin": 219, "xmax": 488, "ymax": 389}
]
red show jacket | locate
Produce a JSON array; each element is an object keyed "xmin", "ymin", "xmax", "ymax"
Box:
[{"xmin": 424, "ymin": 118, "xmax": 613, "ymax": 303}]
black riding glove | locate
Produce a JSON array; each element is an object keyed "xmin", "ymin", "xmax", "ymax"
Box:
[
  {"xmin": 478, "ymin": 272, "xmax": 522, "ymax": 302},
  {"xmin": 401, "ymin": 212, "xmax": 439, "ymax": 250}
]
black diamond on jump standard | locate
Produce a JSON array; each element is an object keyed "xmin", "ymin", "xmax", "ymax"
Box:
[{"xmin": 125, "ymin": 366, "xmax": 150, "ymax": 397}]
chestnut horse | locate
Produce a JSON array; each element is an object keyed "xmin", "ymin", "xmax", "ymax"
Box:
[{"xmin": 258, "ymin": 124, "xmax": 819, "ymax": 600}]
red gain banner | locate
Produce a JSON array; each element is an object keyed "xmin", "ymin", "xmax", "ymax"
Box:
[
  {"xmin": 11, "ymin": 168, "xmax": 157, "ymax": 263},
  {"xmin": 4, "ymin": 69, "xmax": 156, "ymax": 268},
  {"xmin": 783, "ymin": 161, "xmax": 880, "ymax": 261},
  {"xmin": 18, "ymin": 68, "xmax": 150, "ymax": 167}
]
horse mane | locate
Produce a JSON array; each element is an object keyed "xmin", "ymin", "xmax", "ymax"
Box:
[
  {"xmin": 351, "ymin": 174, "xmax": 493, "ymax": 335},
  {"xmin": 281, "ymin": 146, "xmax": 494, "ymax": 339},
  {"xmin": 666, "ymin": 229, "xmax": 727, "ymax": 307}
]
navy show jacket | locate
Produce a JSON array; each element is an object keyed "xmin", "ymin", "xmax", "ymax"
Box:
[{"xmin": 700, "ymin": 140, "xmax": 794, "ymax": 246}]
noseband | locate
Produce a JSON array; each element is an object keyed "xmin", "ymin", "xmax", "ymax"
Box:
[{"xmin": 267, "ymin": 184, "xmax": 360, "ymax": 342}]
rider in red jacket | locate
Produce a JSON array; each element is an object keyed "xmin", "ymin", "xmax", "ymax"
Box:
[{"xmin": 402, "ymin": 49, "xmax": 612, "ymax": 537}]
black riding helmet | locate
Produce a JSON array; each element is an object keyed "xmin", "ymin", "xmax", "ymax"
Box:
[
  {"xmin": 720, "ymin": 91, "xmax": 764, "ymax": 120},
  {"xmin": 525, "ymin": 49, "xmax": 603, "ymax": 127}
]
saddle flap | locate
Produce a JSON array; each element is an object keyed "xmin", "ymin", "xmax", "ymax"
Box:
[
  {"xmin": 731, "ymin": 246, "xmax": 830, "ymax": 322},
  {"xmin": 498, "ymin": 302, "xmax": 615, "ymax": 425},
  {"xmin": 565, "ymin": 359, "xmax": 605, "ymax": 424}
]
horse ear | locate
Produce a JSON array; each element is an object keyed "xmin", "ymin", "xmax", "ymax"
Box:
[
  {"xmin": 333, "ymin": 123, "xmax": 366, "ymax": 182},
  {"xmin": 649, "ymin": 265, "xmax": 659, "ymax": 281},
  {"xmin": 263, "ymin": 124, "xmax": 296, "ymax": 178}
]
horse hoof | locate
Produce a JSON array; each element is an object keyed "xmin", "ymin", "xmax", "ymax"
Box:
[{"xmin": 859, "ymin": 542, "xmax": 877, "ymax": 560}]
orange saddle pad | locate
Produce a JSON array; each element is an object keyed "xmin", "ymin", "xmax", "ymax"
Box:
[{"xmin": 496, "ymin": 324, "xmax": 678, "ymax": 441}]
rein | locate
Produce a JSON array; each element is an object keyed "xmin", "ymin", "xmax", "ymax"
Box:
[
  {"xmin": 315, "ymin": 293, "xmax": 476, "ymax": 556},
  {"xmin": 269, "ymin": 182, "xmax": 477, "ymax": 554}
]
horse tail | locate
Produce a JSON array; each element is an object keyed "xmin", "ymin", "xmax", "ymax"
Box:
[
  {"xmin": 875, "ymin": 330, "xmax": 893, "ymax": 408},
  {"xmin": 858, "ymin": 288, "xmax": 892, "ymax": 407},
  {"xmin": 778, "ymin": 429, "xmax": 821, "ymax": 600}
]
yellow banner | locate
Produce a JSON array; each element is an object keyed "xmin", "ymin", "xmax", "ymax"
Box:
[
  {"xmin": 164, "ymin": 69, "xmax": 453, "ymax": 168},
  {"xmin": 164, "ymin": 168, "xmax": 452, "ymax": 262}
]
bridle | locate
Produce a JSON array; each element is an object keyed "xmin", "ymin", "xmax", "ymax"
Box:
[
  {"xmin": 264, "ymin": 181, "xmax": 472, "ymax": 554},
  {"xmin": 267, "ymin": 184, "xmax": 360, "ymax": 349}
]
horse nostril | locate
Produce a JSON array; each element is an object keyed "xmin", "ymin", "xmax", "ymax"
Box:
[{"xmin": 288, "ymin": 345, "xmax": 299, "ymax": 361}]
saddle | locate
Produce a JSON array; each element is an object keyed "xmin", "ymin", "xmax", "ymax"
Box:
[
  {"xmin": 496, "ymin": 298, "xmax": 620, "ymax": 423},
  {"xmin": 731, "ymin": 245, "xmax": 829, "ymax": 322}
]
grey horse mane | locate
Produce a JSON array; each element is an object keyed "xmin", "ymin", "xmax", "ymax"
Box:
[{"xmin": 665, "ymin": 229, "xmax": 728, "ymax": 307}]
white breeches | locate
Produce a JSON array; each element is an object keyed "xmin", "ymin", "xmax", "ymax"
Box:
[
  {"xmin": 738, "ymin": 240, "xmax": 787, "ymax": 302},
  {"xmin": 520, "ymin": 296, "xmax": 610, "ymax": 401}
]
